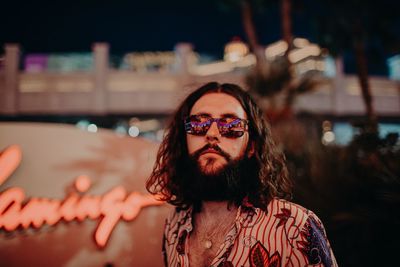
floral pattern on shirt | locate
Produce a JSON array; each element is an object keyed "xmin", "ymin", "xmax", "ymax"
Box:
[
  {"xmin": 163, "ymin": 198, "xmax": 338, "ymax": 267},
  {"xmin": 249, "ymin": 241, "xmax": 281, "ymax": 267},
  {"xmin": 297, "ymin": 216, "xmax": 335, "ymax": 266}
]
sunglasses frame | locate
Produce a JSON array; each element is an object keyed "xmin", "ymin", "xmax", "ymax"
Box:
[{"xmin": 184, "ymin": 114, "xmax": 249, "ymax": 138}]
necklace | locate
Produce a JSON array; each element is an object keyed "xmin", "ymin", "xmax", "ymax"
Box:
[
  {"xmin": 204, "ymin": 240, "xmax": 212, "ymax": 249},
  {"xmin": 191, "ymin": 204, "xmax": 239, "ymax": 251}
]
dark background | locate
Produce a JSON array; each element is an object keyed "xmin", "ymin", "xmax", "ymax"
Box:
[{"xmin": 2, "ymin": 0, "xmax": 399, "ymax": 75}]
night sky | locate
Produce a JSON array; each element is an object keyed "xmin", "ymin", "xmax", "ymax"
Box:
[
  {"xmin": 0, "ymin": 1, "xmax": 309, "ymax": 54},
  {"xmin": 1, "ymin": 0, "xmax": 400, "ymax": 74}
]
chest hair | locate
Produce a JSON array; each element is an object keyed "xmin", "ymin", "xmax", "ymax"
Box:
[{"xmin": 188, "ymin": 210, "xmax": 237, "ymax": 267}]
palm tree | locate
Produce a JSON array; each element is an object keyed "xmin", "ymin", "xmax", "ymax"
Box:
[
  {"xmin": 234, "ymin": 0, "xmax": 272, "ymax": 77},
  {"xmin": 312, "ymin": 0, "xmax": 400, "ymax": 132},
  {"xmin": 280, "ymin": 0, "xmax": 292, "ymax": 53},
  {"xmin": 219, "ymin": 0, "xmax": 322, "ymax": 119}
]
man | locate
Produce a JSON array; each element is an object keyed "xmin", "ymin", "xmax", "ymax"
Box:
[{"xmin": 146, "ymin": 82, "xmax": 337, "ymax": 267}]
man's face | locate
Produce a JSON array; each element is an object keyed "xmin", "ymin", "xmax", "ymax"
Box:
[{"xmin": 187, "ymin": 92, "xmax": 251, "ymax": 175}]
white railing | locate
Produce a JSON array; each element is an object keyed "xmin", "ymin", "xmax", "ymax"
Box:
[{"xmin": 0, "ymin": 43, "xmax": 399, "ymax": 116}]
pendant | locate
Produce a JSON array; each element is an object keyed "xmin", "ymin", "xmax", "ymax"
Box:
[{"xmin": 204, "ymin": 240, "xmax": 212, "ymax": 249}]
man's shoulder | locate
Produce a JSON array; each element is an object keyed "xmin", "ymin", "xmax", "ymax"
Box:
[
  {"xmin": 267, "ymin": 198, "xmax": 312, "ymax": 214},
  {"xmin": 165, "ymin": 206, "xmax": 192, "ymax": 226},
  {"xmin": 266, "ymin": 198, "xmax": 320, "ymax": 228}
]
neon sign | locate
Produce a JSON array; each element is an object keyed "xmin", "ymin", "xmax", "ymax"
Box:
[{"xmin": 0, "ymin": 145, "xmax": 164, "ymax": 248}]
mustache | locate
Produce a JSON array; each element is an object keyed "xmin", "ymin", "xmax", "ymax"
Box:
[{"xmin": 191, "ymin": 143, "xmax": 231, "ymax": 161}]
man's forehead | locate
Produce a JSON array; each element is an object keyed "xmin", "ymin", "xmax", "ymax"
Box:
[{"xmin": 190, "ymin": 93, "xmax": 247, "ymax": 118}]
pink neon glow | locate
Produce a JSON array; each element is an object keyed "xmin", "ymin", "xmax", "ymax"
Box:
[
  {"xmin": 0, "ymin": 145, "xmax": 22, "ymax": 186},
  {"xmin": 0, "ymin": 145, "xmax": 164, "ymax": 248},
  {"xmin": 75, "ymin": 175, "xmax": 92, "ymax": 192}
]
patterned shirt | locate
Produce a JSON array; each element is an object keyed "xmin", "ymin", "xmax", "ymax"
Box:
[{"xmin": 163, "ymin": 198, "xmax": 338, "ymax": 267}]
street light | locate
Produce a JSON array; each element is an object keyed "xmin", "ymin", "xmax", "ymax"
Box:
[{"xmin": 224, "ymin": 37, "xmax": 249, "ymax": 63}]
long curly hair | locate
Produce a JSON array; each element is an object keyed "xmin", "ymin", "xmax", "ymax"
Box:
[{"xmin": 146, "ymin": 82, "xmax": 292, "ymax": 209}]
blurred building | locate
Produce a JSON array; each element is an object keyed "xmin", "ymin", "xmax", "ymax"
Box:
[{"xmin": 0, "ymin": 40, "xmax": 399, "ymax": 143}]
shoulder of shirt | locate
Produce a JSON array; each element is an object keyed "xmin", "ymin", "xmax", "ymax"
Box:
[
  {"xmin": 166, "ymin": 206, "xmax": 191, "ymax": 224},
  {"xmin": 164, "ymin": 206, "xmax": 193, "ymax": 238},
  {"xmin": 267, "ymin": 198, "xmax": 323, "ymax": 228}
]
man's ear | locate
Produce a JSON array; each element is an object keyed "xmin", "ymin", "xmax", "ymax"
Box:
[{"xmin": 247, "ymin": 141, "xmax": 255, "ymax": 158}]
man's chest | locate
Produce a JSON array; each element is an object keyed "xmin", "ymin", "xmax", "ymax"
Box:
[
  {"xmin": 166, "ymin": 222, "xmax": 295, "ymax": 267},
  {"xmin": 188, "ymin": 245, "xmax": 218, "ymax": 267},
  {"xmin": 164, "ymin": 204, "xmax": 303, "ymax": 266},
  {"xmin": 188, "ymin": 222, "xmax": 233, "ymax": 267}
]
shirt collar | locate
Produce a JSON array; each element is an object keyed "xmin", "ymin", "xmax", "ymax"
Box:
[{"xmin": 176, "ymin": 200, "xmax": 260, "ymax": 235}]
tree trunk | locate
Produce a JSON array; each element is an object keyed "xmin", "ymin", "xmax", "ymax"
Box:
[
  {"xmin": 240, "ymin": 0, "xmax": 269, "ymax": 76},
  {"xmin": 353, "ymin": 37, "xmax": 377, "ymax": 132},
  {"xmin": 281, "ymin": 0, "xmax": 293, "ymax": 54},
  {"xmin": 280, "ymin": 0, "xmax": 295, "ymax": 110}
]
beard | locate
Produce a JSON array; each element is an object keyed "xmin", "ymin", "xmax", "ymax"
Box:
[{"xmin": 176, "ymin": 144, "xmax": 259, "ymax": 208}]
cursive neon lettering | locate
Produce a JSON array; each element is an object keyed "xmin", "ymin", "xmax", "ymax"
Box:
[{"xmin": 0, "ymin": 145, "xmax": 164, "ymax": 248}]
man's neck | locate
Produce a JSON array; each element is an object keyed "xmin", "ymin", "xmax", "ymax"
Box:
[
  {"xmin": 196, "ymin": 201, "xmax": 238, "ymax": 221},
  {"xmin": 188, "ymin": 201, "xmax": 238, "ymax": 267}
]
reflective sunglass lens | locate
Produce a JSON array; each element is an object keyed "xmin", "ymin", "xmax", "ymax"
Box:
[
  {"xmin": 184, "ymin": 116, "xmax": 247, "ymax": 138},
  {"xmin": 221, "ymin": 131, "xmax": 244, "ymax": 138}
]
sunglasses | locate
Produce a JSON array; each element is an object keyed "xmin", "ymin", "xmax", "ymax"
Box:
[{"xmin": 184, "ymin": 114, "xmax": 249, "ymax": 138}]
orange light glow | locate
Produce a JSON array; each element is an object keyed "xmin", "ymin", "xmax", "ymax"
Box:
[
  {"xmin": 75, "ymin": 175, "xmax": 92, "ymax": 192},
  {"xmin": 0, "ymin": 145, "xmax": 22, "ymax": 186},
  {"xmin": 0, "ymin": 145, "xmax": 164, "ymax": 248}
]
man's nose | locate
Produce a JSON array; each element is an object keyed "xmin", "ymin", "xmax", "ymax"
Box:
[{"xmin": 205, "ymin": 121, "xmax": 221, "ymax": 141}]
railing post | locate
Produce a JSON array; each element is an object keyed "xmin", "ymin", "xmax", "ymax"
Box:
[
  {"xmin": 174, "ymin": 43, "xmax": 194, "ymax": 75},
  {"xmin": 93, "ymin": 43, "xmax": 109, "ymax": 114},
  {"xmin": 3, "ymin": 44, "xmax": 20, "ymax": 114},
  {"xmin": 333, "ymin": 56, "xmax": 346, "ymax": 115}
]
